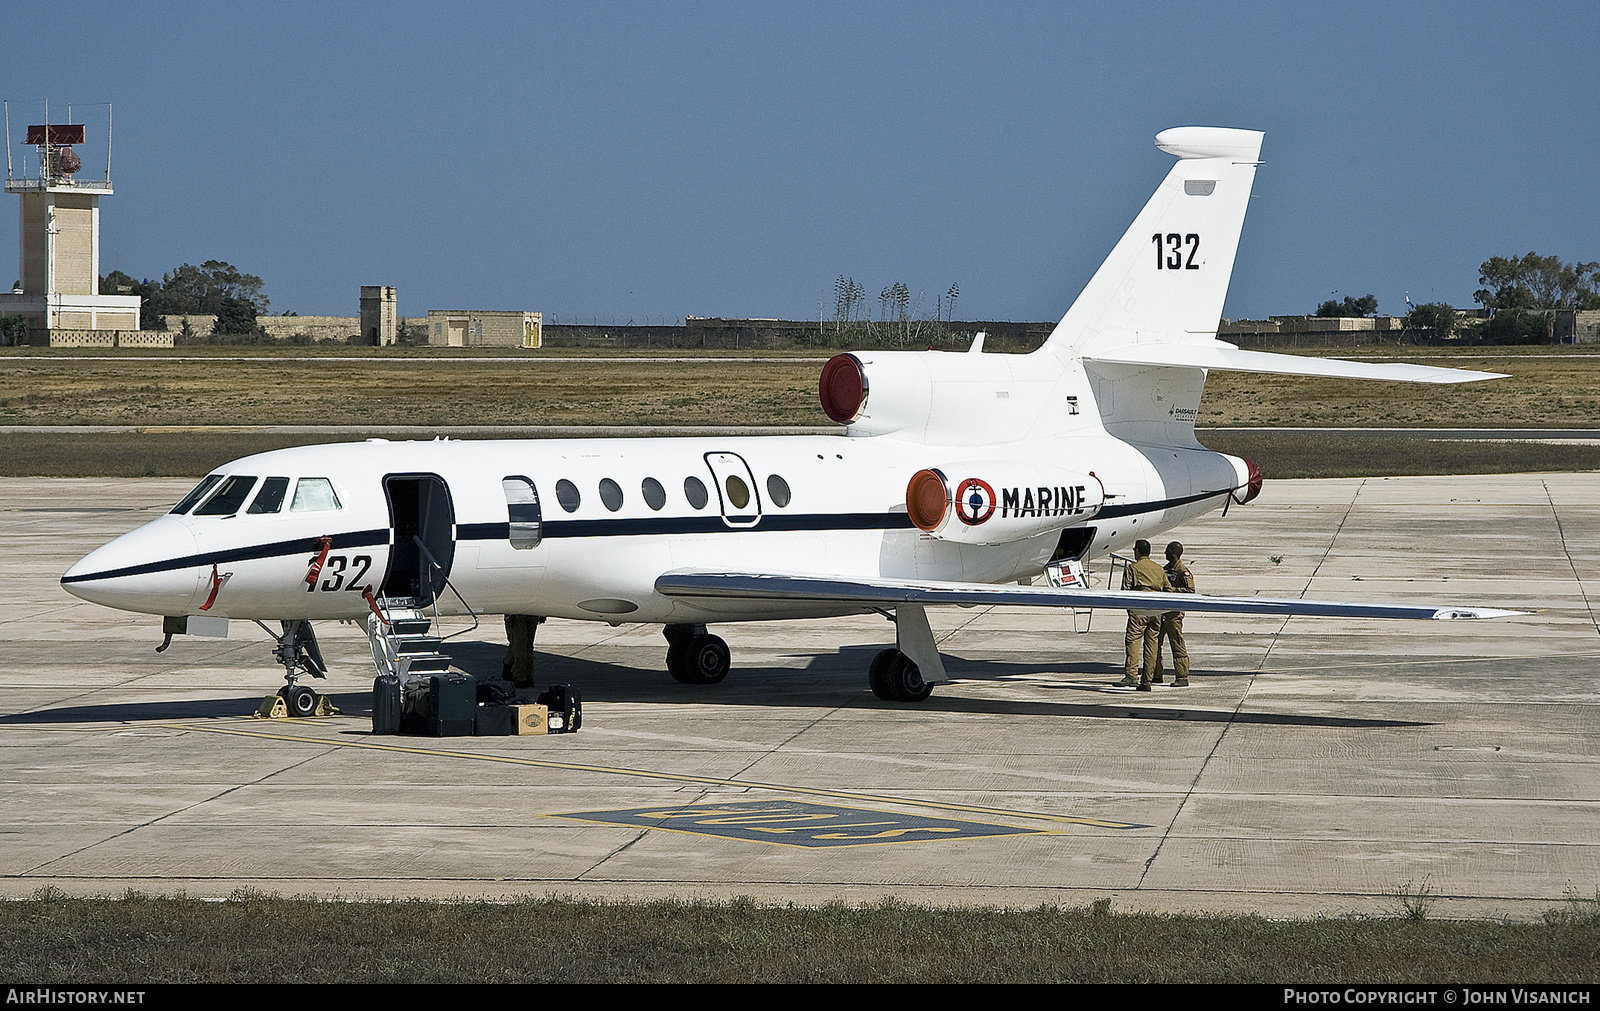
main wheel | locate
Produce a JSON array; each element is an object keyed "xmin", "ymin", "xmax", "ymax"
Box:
[
  {"xmin": 282, "ymin": 683, "xmax": 319, "ymax": 718},
  {"xmin": 868, "ymin": 648, "xmax": 899, "ymax": 700},
  {"xmin": 685, "ymin": 634, "xmax": 730, "ymax": 685},
  {"xmin": 666, "ymin": 638, "xmax": 696, "ymax": 684},
  {"xmin": 888, "ymin": 653, "xmax": 933, "ymax": 703}
]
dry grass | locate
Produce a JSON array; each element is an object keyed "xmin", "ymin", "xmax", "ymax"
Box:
[
  {"xmin": 0, "ymin": 351, "xmax": 829, "ymax": 427},
  {"xmin": 5, "ymin": 345, "xmax": 1600, "ymax": 430},
  {"xmin": 3, "ymin": 345, "xmax": 1598, "ymax": 477},
  {"xmin": 1200, "ymin": 431, "xmax": 1600, "ymax": 479},
  {"xmin": 3, "ymin": 890, "xmax": 1596, "ymax": 983}
]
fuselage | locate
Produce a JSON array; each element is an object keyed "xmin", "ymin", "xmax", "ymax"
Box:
[{"xmin": 60, "ymin": 430, "xmax": 1250, "ymax": 626}]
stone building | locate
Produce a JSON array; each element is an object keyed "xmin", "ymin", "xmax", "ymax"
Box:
[
  {"xmin": 426, "ymin": 309, "xmax": 541, "ymax": 348},
  {"xmin": 0, "ymin": 118, "xmax": 145, "ymax": 344}
]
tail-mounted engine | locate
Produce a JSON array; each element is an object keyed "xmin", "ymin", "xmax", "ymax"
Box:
[
  {"xmin": 819, "ymin": 350, "xmax": 1066, "ymax": 446},
  {"xmin": 905, "ymin": 464, "xmax": 1105, "ymax": 546}
]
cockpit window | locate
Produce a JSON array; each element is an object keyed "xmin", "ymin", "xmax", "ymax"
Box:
[
  {"xmin": 192, "ymin": 475, "xmax": 258, "ymax": 516},
  {"xmin": 247, "ymin": 476, "xmax": 291, "ymax": 514},
  {"xmin": 290, "ymin": 477, "xmax": 342, "ymax": 512},
  {"xmin": 170, "ymin": 474, "xmax": 222, "ymax": 515}
]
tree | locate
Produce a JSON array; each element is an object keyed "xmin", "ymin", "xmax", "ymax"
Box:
[
  {"xmin": 1314, "ymin": 293, "xmax": 1378, "ymax": 317},
  {"xmin": 0, "ymin": 314, "xmax": 29, "ymax": 346},
  {"xmin": 150, "ymin": 260, "xmax": 269, "ymax": 319},
  {"xmin": 1484, "ymin": 308, "xmax": 1551, "ymax": 344},
  {"xmin": 1474, "ymin": 253, "xmax": 1600, "ymax": 311},
  {"xmin": 1403, "ymin": 302, "xmax": 1459, "ymax": 342},
  {"xmin": 833, "ymin": 275, "xmax": 865, "ymax": 324}
]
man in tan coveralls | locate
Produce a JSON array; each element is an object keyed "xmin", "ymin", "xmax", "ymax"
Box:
[
  {"xmin": 1154, "ymin": 541, "xmax": 1195, "ymax": 687},
  {"xmin": 1119, "ymin": 539, "xmax": 1171, "ymax": 692}
]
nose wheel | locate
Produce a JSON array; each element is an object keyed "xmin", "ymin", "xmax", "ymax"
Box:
[
  {"xmin": 664, "ymin": 623, "xmax": 730, "ymax": 684},
  {"xmin": 280, "ymin": 682, "xmax": 321, "ymax": 718},
  {"xmin": 270, "ymin": 620, "xmax": 330, "ymax": 717}
]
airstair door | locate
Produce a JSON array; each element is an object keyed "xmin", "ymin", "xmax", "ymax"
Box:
[
  {"xmin": 702, "ymin": 451, "xmax": 762, "ymax": 528},
  {"xmin": 381, "ymin": 473, "xmax": 457, "ymax": 604}
]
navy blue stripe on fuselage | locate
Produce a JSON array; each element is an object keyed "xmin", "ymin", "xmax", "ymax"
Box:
[
  {"xmin": 458, "ymin": 511, "xmax": 917, "ymax": 541},
  {"xmin": 59, "ymin": 528, "xmax": 391, "ymax": 584},
  {"xmin": 61, "ymin": 490, "xmax": 1235, "ymax": 585}
]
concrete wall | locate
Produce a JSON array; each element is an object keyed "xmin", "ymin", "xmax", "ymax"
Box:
[{"xmin": 47, "ymin": 329, "xmax": 173, "ymax": 348}]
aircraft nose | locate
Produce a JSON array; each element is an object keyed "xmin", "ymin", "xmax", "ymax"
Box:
[{"xmin": 61, "ymin": 517, "xmax": 205, "ymax": 616}]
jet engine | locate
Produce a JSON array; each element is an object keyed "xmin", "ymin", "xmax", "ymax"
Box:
[
  {"xmin": 819, "ymin": 350, "xmax": 1070, "ymax": 446},
  {"xmin": 905, "ymin": 464, "xmax": 1105, "ymax": 546}
]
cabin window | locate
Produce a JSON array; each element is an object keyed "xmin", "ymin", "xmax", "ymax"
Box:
[
  {"xmin": 684, "ymin": 476, "xmax": 709, "ymax": 510},
  {"xmin": 290, "ymin": 477, "xmax": 342, "ymax": 512},
  {"xmin": 641, "ymin": 477, "xmax": 666, "ymax": 511},
  {"xmin": 724, "ymin": 474, "xmax": 751, "ymax": 510},
  {"xmin": 502, "ymin": 476, "xmax": 542, "ymax": 549},
  {"xmin": 247, "ymin": 477, "xmax": 290, "ymax": 514},
  {"xmin": 193, "ymin": 475, "xmax": 258, "ymax": 516},
  {"xmin": 598, "ymin": 477, "xmax": 624, "ymax": 512},
  {"xmin": 170, "ymin": 474, "xmax": 222, "ymax": 515},
  {"xmin": 555, "ymin": 479, "xmax": 581, "ymax": 512},
  {"xmin": 766, "ymin": 474, "xmax": 791, "ymax": 508}
]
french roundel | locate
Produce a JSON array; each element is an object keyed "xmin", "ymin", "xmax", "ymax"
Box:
[{"xmin": 953, "ymin": 478, "xmax": 996, "ymax": 526}]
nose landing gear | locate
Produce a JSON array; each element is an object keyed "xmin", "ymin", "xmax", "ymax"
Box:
[{"xmin": 265, "ymin": 620, "xmax": 335, "ymax": 718}]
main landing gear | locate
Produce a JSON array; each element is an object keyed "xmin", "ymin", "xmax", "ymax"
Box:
[
  {"xmin": 271, "ymin": 619, "xmax": 328, "ymax": 717},
  {"xmin": 663, "ymin": 623, "xmax": 730, "ymax": 685},
  {"xmin": 868, "ymin": 648, "xmax": 934, "ymax": 703}
]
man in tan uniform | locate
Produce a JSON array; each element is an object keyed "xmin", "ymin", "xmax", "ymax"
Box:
[
  {"xmin": 1155, "ymin": 541, "xmax": 1195, "ymax": 687},
  {"xmin": 1120, "ymin": 539, "xmax": 1171, "ymax": 691}
]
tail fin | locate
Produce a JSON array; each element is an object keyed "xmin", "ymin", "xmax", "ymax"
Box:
[{"xmin": 1045, "ymin": 127, "xmax": 1263, "ymax": 355}]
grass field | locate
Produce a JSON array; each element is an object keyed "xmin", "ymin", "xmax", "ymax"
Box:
[
  {"xmin": 2, "ymin": 345, "xmax": 1598, "ymax": 477},
  {"xmin": 4, "ymin": 344, "xmax": 1600, "ymax": 430},
  {"xmin": 5, "ymin": 890, "xmax": 1598, "ymax": 983}
]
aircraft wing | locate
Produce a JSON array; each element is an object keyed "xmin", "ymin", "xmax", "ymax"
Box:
[
  {"xmin": 1084, "ymin": 340, "xmax": 1508, "ymax": 384},
  {"xmin": 655, "ymin": 570, "xmax": 1524, "ymax": 621}
]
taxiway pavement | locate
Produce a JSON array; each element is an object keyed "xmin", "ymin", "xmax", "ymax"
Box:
[{"xmin": 3, "ymin": 473, "xmax": 1597, "ymax": 919}]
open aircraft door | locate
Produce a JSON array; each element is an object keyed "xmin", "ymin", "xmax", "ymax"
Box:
[
  {"xmin": 703, "ymin": 452, "xmax": 762, "ymax": 528},
  {"xmin": 381, "ymin": 473, "xmax": 456, "ymax": 604}
]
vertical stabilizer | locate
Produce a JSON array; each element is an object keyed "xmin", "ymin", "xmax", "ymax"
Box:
[{"xmin": 1045, "ymin": 127, "xmax": 1262, "ymax": 355}]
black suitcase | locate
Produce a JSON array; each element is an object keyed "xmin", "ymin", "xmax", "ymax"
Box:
[
  {"xmin": 372, "ymin": 674, "xmax": 402, "ymax": 735},
  {"xmin": 428, "ymin": 673, "xmax": 477, "ymax": 737},
  {"xmin": 537, "ymin": 683, "xmax": 582, "ymax": 734}
]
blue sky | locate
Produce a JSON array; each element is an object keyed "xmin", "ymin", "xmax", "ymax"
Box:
[{"xmin": 5, "ymin": 1, "xmax": 1596, "ymax": 323}]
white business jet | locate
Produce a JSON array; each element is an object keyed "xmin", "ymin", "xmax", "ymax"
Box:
[{"xmin": 62, "ymin": 127, "xmax": 1516, "ymax": 714}]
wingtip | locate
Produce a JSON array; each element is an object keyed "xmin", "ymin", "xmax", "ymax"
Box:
[{"xmin": 1430, "ymin": 607, "xmax": 1528, "ymax": 620}]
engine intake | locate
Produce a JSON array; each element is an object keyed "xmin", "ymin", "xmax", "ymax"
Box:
[{"xmin": 906, "ymin": 464, "xmax": 1104, "ymax": 546}]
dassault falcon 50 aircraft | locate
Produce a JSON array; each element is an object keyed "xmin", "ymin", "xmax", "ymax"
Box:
[{"xmin": 62, "ymin": 127, "xmax": 1517, "ymax": 713}]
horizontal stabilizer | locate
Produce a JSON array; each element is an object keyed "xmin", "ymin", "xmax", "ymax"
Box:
[
  {"xmin": 1084, "ymin": 341, "xmax": 1508, "ymax": 384},
  {"xmin": 656, "ymin": 570, "xmax": 1524, "ymax": 621}
]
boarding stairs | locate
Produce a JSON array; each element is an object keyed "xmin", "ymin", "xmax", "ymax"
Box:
[{"xmin": 366, "ymin": 598, "xmax": 454, "ymax": 683}]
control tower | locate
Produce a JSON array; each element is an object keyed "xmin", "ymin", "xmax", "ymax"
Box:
[{"xmin": 1, "ymin": 103, "xmax": 139, "ymax": 342}]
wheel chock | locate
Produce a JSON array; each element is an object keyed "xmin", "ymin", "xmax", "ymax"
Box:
[
  {"xmin": 254, "ymin": 694, "xmax": 289, "ymax": 719},
  {"xmin": 253, "ymin": 692, "xmax": 340, "ymax": 719}
]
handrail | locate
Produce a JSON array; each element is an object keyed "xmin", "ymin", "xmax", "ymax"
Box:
[{"xmin": 412, "ymin": 535, "xmax": 479, "ymax": 640}]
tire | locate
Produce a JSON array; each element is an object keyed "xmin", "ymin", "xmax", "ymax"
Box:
[
  {"xmin": 868, "ymin": 648, "xmax": 900, "ymax": 700},
  {"xmin": 686, "ymin": 634, "xmax": 730, "ymax": 685},
  {"xmin": 889, "ymin": 654, "xmax": 933, "ymax": 703},
  {"xmin": 283, "ymin": 683, "xmax": 319, "ymax": 718},
  {"xmin": 666, "ymin": 639, "xmax": 696, "ymax": 684}
]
